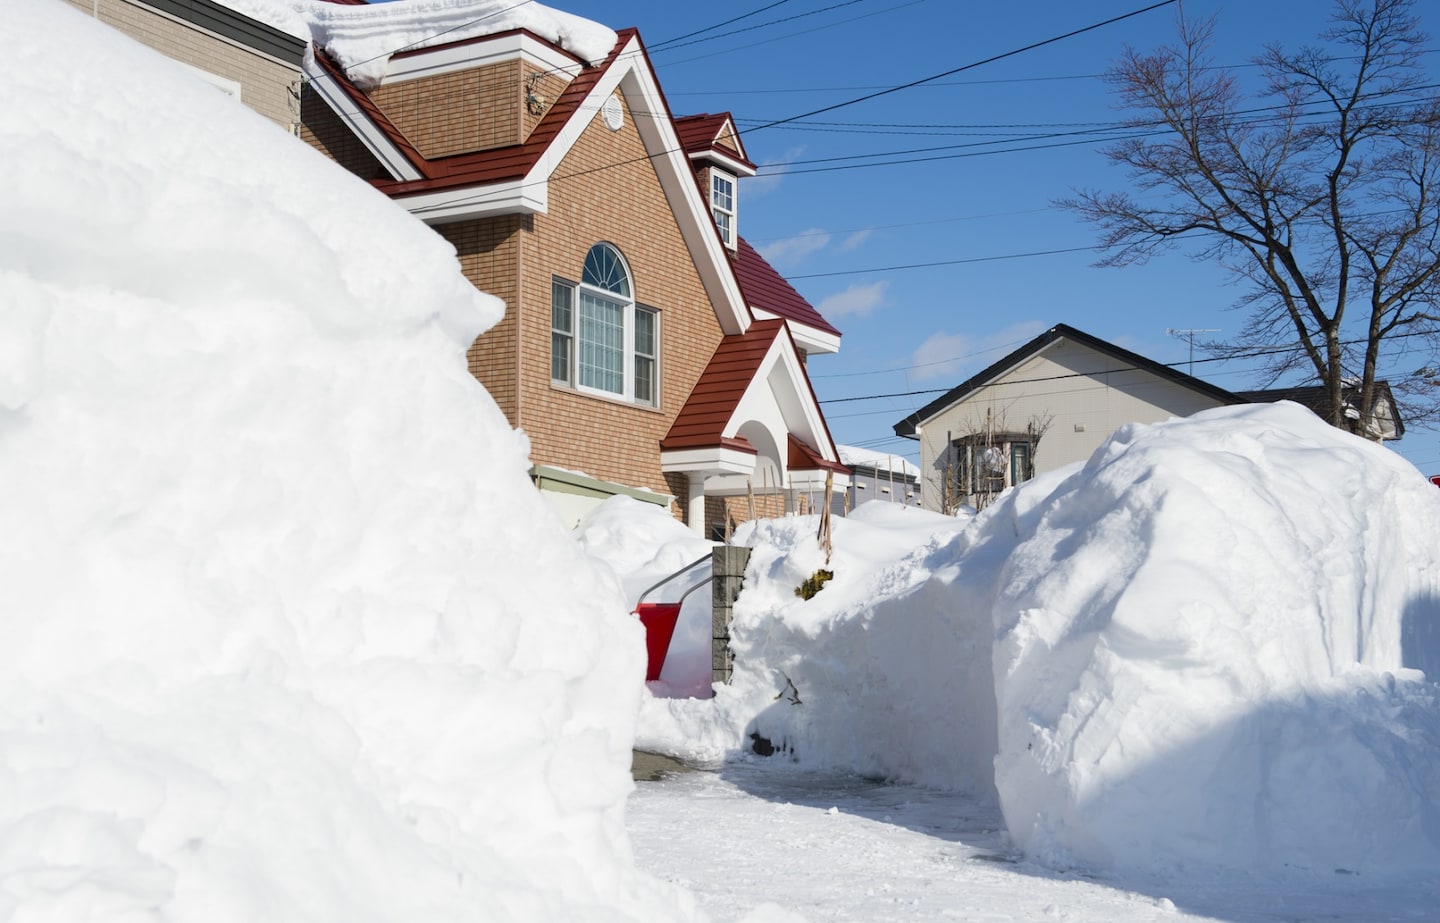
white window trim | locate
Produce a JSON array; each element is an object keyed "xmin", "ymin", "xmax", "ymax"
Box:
[
  {"xmin": 551, "ymin": 251, "xmax": 659, "ymax": 407},
  {"xmin": 710, "ymin": 169, "xmax": 737, "ymax": 247}
]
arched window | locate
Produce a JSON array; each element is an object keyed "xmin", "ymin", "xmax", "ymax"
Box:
[{"xmin": 551, "ymin": 244, "xmax": 658, "ymax": 405}]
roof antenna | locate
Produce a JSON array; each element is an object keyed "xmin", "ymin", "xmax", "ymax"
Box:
[{"xmin": 1166, "ymin": 328, "xmax": 1220, "ymax": 376}]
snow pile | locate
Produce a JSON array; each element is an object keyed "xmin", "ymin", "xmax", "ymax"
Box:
[
  {"xmin": 226, "ymin": 0, "xmax": 619, "ymax": 90},
  {"xmin": 985, "ymin": 402, "xmax": 1440, "ymax": 879},
  {"xmin": 574, "ymin": 497, "xmax": 716, "ymax": 699},
  {"xmin": 631, "ymin": 503, "xmax": 979, "ymax": 782},
  {"xmin": 626, "ymin": 403, "xmax": 1440, "ymax": 881},
  {"xmin": 0, "ymin": 3, "xmax": 691, "ymax": 919}
]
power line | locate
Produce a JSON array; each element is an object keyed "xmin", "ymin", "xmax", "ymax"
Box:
[
  {"xmin": 819, "ymin": 329, "xmax": 1440, "ymax": 406},
  {"xmin": 653, "ymin": 0, "xmax": 930, "ymax": 68},
  {"xmin": 645, "ymin": 0, "xmax": 797, "ymax": 51},
  {"xmin": 744, "ymin": 0, "xmax": 1180, "ymax": 133},
  {"xmin": 647, "ymin": 0, "xmax": 872, "ymax": 55},
  {"xmin": 785, "ymin": 246, "xmax": 1101, "ymax": 280}
]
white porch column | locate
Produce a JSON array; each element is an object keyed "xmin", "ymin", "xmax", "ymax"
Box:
[{"xmin": 686, "ymin": 473, "xmax": 707, "ymax": 535}]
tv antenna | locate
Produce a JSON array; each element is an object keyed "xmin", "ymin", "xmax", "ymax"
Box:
[{"xmin": 1166, "ymin": 328, "xmax": 1220, "ymax": 375}]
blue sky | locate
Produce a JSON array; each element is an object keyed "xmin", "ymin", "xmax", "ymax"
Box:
[{"xmin": 558, "ymin": 0, "xmax": 1440, "ymax": 475}]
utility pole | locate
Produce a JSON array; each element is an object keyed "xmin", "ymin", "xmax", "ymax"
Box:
[{"xmin": 1165, "ymin": 328, "xmax": 1220, "ymax": 376}]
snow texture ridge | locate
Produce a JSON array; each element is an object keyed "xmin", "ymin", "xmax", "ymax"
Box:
[
  {"xmin": 217, "ymin": 0, "xmax": 619, "ymax": 89},
  {"xmin": 987, "ymin": 402, "xmax": 1440, "ymax": 879},
  {"xmin": 632, "ymin": 403, "xmax": 1440, "ymax": 885},
  {"xmin": 0, "ymin": 2, "xmax": 691, "ymax": 919}
]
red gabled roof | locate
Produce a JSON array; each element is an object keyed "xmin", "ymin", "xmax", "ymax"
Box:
[
  {"xmin": 312, "ymin": 27, "xmax": 634, "ymax": 194},
  {"xmin": 674, "ymin": 112, "xmax": 755, "ymax": 171},
  {"xmin": 661, "ymin": 319, "xmax": 786, "ymax": 451},
  {"xmin": 662, "ymin": 320, "xmax": 844, "ymax": 474},
  {"xmin": 788, "ymin": 434, "xmax": 848, "ymax": 475},
  {"xmin": 733, "ymin": 237, "xmax": 840, "ymax": 338}
]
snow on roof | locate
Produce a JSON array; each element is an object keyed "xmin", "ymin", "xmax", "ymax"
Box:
[
  {"xmin": 218, "ymin": 0, "xmax": 618, "ymax": 88},
  {"xmin": 835, "ymin": 444, "xmax": 920, "ymax": 478}
]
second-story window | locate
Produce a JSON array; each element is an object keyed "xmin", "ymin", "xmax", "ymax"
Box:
[
  {"xmin": 551, "ymin": 243, "xmax": 659, "ymax": 406},
  {"xmin": 711, "ymin": 170, "xmax": 736, "ymax": 246}
]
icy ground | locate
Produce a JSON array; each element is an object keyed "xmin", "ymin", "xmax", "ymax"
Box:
[{"xmin": 628, "ymin": 763, "xmax": 1438, "ymax": 923}]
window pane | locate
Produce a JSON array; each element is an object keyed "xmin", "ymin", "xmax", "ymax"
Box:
[
  {"xmin": 551, "ymin": 280, "xmax": 572, "ymax": 330},
  {"xmin": 635, "ymin": 307, "xmax": 656, "ymax": 357},
  {"xmin": 551, "ymin": 332, "xmax": 570, "ymax": 382},
  {"xmin": 634, "ymin": 307, "xmax": 657, "ymax": 405},
  {"xmin": 635, "ymin": 356, "xmax": 654, "ymax": 405},
  {"xmin": 581, "ymin": 243, "xmax": 630, "ymax": 297},
  {"xmin": 711, "ymin": 174, "xmax": 733, "ymax": 210},
  {"xmin": 714, "ymin": 210, "xmax": 732, "ymax": 243},
  {"xmin": 551, "ymin": 281, "xmax": 573, "ymax": 383},
  {"xmin": 1011, "ymin": 443, "xmax": 1032, "ymax": 485},
  {"xmin": 579, "ymin": 292, "xmax": 624, "ymax": 394}
]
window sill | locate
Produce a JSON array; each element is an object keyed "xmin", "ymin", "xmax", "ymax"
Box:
[{"xmin": 549, "ymin": 380, "xmax": 665, "ymax": 414}]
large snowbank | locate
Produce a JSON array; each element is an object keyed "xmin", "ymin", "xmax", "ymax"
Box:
[
  {"xmin": 985, "ymin": 403, "xmax": 1440, "ymax": 879},
  {"xmin": 217, "ymin": 0, "xmax": 618, "ymax": 89},
  {"xmin": 0, "ymin": 2, "xmax": 691, "ymax": 918},
  {"xmin": 629, "ymin": 403, "xmax": 1440, "ymax": 882}
]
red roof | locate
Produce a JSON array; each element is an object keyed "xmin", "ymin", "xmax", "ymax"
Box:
[
  {"xmin": 662, "ymin": 320, "xmax": 843, "ymax": 474},
  {"xmin": 673, "ymin": 113, "xmax": 754, "ymax": 171},
  {"xmin": 789, "ymin": 434, "xmax": 848, "ymax": 475},
  {"xmin": 312, "ymin": 28, "xmax": 632, "ymax": 195},
  {"xmin": 661, "ymin": 320, "xmax": 785, "ymax": 451},
  {"xmin": 733, "ymin": 237, "xmax": 840, "ymax": 338}
]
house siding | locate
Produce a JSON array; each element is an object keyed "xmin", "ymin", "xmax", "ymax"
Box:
[
  {"xmin": 299, "ymin": 84, "xmax": 387, "ymax": 179},
  {"xmin": 513, "ymin": 86, "xmax": 726, "ymax": 510},
  {"xmin": 438, "ymin": 216, "xmax": 527, "ymax": 426},
  {"xmin": 917, "ymin": 340, "xmax": 1227, "ymax": 509},
  {"xmin": 371, "ymin": 60, "xmax": 522, "ymax": 157},
  {"xmin": 64, "ymin": 0, "xmax": 299, "ymax": 131}
]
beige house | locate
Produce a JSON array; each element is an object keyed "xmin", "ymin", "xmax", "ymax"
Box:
[
  {"xmin": 895, "ymin": 324, "xmax": 1405, "ymax": 512},
  {"xmin": 63, "ymin": 0, "xmax": 304, "ymax": 131},
  {"xmin": 298, "ymin": 10, "xmax": 847, "ymax": 535}
]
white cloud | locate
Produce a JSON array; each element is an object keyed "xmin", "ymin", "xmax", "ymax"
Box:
[
  {"xmin": 907, "ymin": 321, "xmax": 1049, "ymax": 383},
  {"xmin": 839, "ymin": 229, "xmax": 872, "ymax": 251},
  {"xmin": 816, "ymin": 281, "xmax": 889, "ymax": 319},
  {"xmin": 742, "ymin": 145, "xmax": 805, "ymax": 198},
  {"xmin": 758, "ymin": 229, "xmax": 830, "ymax": 268}
]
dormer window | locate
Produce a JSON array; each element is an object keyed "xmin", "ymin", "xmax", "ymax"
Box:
[{"xmin": 710, "ymin": 169, "xmax": 736, "ymax": 246}]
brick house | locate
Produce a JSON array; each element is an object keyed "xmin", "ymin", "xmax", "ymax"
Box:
[
  {"xmin": 62, "ymin": 0, "xmax": 303, "ymax": 132},
  {"xmin": 299, "ymin": 6, "xmax": 848, "ymax": 535}
]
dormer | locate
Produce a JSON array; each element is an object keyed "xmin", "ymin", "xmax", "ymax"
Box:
[{"xmin": 674, "ymin": 113, "xmax": 756, "ymax": 252}]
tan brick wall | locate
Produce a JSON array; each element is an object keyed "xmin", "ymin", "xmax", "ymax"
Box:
[
  {"xmin": 371, "ymin": 60, "xmax": 522, "ymax": 157},
  {"xmin": 65, "ymin": 0, "xmax": 298, "ymax": 130},
  {"xmin": 439, "ymin": 217, "xmax": 526, "ymax": 425},
  {"xmin": 715, "ymin": 126, "xmax": 742, "ymax": 157},
  {"xmin": 708, "ymin": 494, "xmax": 785, "ymax": 540},
  {"xmin": 505, "ymin": 87, "xmax": 726, "ymax": 512},
  {"xmin": 522, "ymin": 65, "xmax": 572, "ymax": 142},
  {"xmin": 298, "ymin": 84, "xmax": 386, "ymax": 179}
]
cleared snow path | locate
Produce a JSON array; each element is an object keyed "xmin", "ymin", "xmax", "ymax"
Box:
[{"xmin": 627, "ymin": 762, "xmax": 1439, "ymax": 923}]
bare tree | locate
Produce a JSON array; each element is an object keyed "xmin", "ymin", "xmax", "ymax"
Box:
[{"xmin": 1062, "ymin": 0, "xmax": 1440, "ymax": 432}]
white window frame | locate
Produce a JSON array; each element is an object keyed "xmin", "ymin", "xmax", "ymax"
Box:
[
  {"xmin": 551, "ymin": 244, "xmax": 659, "ymax": 407},
  {"xmin": 710, "ymin": 169, "xmax": 736, "ymax": 247}
]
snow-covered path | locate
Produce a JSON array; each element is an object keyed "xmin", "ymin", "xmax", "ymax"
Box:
[{"xmin": 627, "ymin": 762, "xmax": 1438, "ymax": 923}]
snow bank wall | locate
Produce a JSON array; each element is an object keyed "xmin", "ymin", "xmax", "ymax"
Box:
[
  {"xmin": 987, "ymin": 403, "xmax": 1440, "ymax": 879},
  {"xmin": 0, "ymin": 3, "xmax": 690, "ymax": 919}
]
